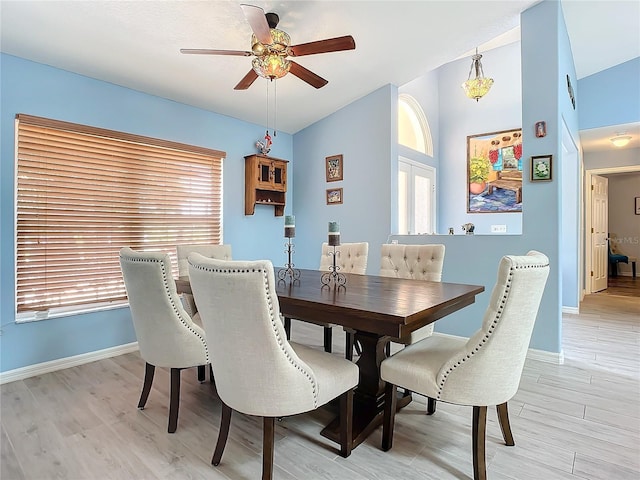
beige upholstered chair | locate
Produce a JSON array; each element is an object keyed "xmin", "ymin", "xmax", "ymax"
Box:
[
  {"xmin": 380, "ymin": 251, "xmax": 549, "ymax": 480},
  {"xmin": 284, "ymin": 242, "xmax": 369, "ymax": 355},
  {"xmin": 188, "ymin": 255, "xmax": 359, "ymax": 480},
  {"xmin": 119, "ymin": 247, "xmax": 209, "ymax": 433},
  {"xmin": 380, "ymin": 243, "xmax": 445, "ymax": 344},
  {"xmin": 176, "ymin": 244, "xmax": 232, "ymax": 317}
]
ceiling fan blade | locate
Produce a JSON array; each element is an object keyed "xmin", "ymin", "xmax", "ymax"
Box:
[
  {"xmin": 289, "ymin": 61, "xmax": 328, "ymax": 89},
  {"xmin": 240, "ymin": 4, "xmax": 273, "ymax": 45},
  {"xmin": 180, "ymin": 49, "xmax": 252, "ymax": 56},
  {"xmin": 234, "ymin": 69, "xmax": 259, "ymax": 90},
  {"xmin": 289, "ymin": 35, "xmax": 356, "ymax": 57}
]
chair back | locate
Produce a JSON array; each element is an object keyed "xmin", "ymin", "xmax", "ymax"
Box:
[
  {"xmin": 380, "ymin": 244, "xmax": 445, "ymax": 281},
  {"xmin": 119, "ymin": 247, "xmax": 208, "ymax": 368},
  {"xmin": 438, "ymin": 250, "xmax": 549, "ymax": 405},
  {"xmin": 188, "ymin": 255, "xmax": 323, "ymax": 417},
  {"xmin": 319, "ymin": 242, "xmax": 368, "ymax": 274},
  {"xmin": 176, "ymin": 244, "xmax": 232, "ymax": 277}
]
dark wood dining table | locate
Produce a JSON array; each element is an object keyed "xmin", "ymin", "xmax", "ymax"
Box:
[{"xmin": 176, "ymin": 268, "xmax": 484, "ymax": 449}]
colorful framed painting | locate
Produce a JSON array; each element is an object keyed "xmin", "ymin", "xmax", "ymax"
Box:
[
  {"xmin": 325, "ymin": 154, "xmax": 343, "ymax": 182},
  {"xmin": 530, "ymin": 155, "xmax": 552, "ymax": 182},
  {"xmin": 326, "ymin": 187, "xmax": 343, "ymax": 205},
  {"xmin": 467, "ymin": 128, "xmax": 523, "ymax": 213}
]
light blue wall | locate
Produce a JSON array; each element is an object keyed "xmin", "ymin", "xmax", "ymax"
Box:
[
  {"xmin": 438, "ymin": 41, "xmax": 523, "ymax": 235},
  {"xmin": 578, "ymin": 57, "xmax": 640, "ymax": 130},
  {"xmin": 0, "ymin": 54, "xmax": 293, "ymax": 373},
  {"xmin": 291, "ymin": 85, "xmax": 397, "ymax": 275}
]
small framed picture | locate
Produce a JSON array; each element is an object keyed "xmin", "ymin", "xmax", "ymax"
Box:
[
  {"xmin": 325, "ymin": 154, "xmax": 343, "ymax": 182},
  {"xmin": 531, "ymin": 155, "xmax": 552, "ymax": 182},
  {"xmin": 535, "ymin": 121, "xmax": 546, "ymax": 138},
  {"xmin": 635, "ymin": 197, "xmax": 640, "ymax": 215},
  {"xmin": 326, "ymin": 187, "xmax": 343, "ymax": 205}
]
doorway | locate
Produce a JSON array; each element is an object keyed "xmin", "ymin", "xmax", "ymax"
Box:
[{"xmin": 584, "ymin": 165, "xmax": 640, "ymax": 296}]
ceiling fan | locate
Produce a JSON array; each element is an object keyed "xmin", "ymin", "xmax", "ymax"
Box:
[{"xmin": 180, "ymin": 4, "xmax": 356, "ymax": 90}]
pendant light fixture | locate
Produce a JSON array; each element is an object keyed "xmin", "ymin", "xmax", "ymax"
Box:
[{"xmin": 462, "ymin": 48, "xmax": 494, "ymax": 101}]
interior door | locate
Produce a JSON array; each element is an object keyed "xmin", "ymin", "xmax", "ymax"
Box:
[{"xmin": 591, "ymin": 174, "xmax": 608, "ymax": 292}]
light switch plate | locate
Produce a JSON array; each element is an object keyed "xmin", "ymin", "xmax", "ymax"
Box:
[{"xmin": 491, "ymin": 225, "xmax": 507, "ymax": 233}]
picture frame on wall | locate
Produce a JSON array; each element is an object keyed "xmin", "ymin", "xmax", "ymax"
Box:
[
  {"xmin": 325, "ymin": 154, "xmax": 343, "ymax": 182},
  {"xmin": 530, "ymin": 155, "xmax": 553, "ymax": 182},
  {"xmin": 326, "ymin": 187, "xmax": 343, "ymax": 205}
]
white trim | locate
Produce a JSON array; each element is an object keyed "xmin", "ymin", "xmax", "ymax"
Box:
[
  {"xmin": 562, "ymin": 306, "xmax": 579, "ymax": 314},
  {"xmin": 0, "ymin": 342, "xmax": 139, "ymax": 385},
  {"xmin": 433, "ymin": 332, "xmax": 564, "ymax": 365}
]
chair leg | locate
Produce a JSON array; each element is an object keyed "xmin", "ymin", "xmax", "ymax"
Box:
[
  {"xmin": 496, "ymin": 402, "xmax": 515, "ymax": 446},
  {"xmin": 382, "ymin": 382, "xmax": 398, "ymax": 451},
  {"xmin": 284, "ymin": 317, "xmax": 291, "ymax": 340},
  {"xmin": 472, "ymin": 405, "xmax": 488, "ymax": 480},
  {"xmin": 427, "ymin": 397, "xmax": 437, "ymax": 415},
  {"xmin": 339, "ymin": 389, "xmax": 354, "ymax": 457},
  {"xmin": 323, "ymin": 326, "xmax": 332, "ymax": 353},
  {"xmin": 137, "ymin": 362, "xmax": 155, "ymax": 409},
  {"xmin": 209, "ymin": 364, "xmax": 215, "ymax": 383},
  {"xmin": 197, "ymin": 365, "xmax": 206, "ymax": 383},
  {"xmin": 345, "ymin": 331, "xmax": 354, "ymax": 361},
  {"xmin": 262, "ymin": 417, "xmax": 276, "ymax": 480},
  {"xmin": 168, "ymin": 368, "xmax": 181, "ymax": 433},
  {"xmin": 212, "ymin": 402, "xmax": 233, "ymax": 466}
]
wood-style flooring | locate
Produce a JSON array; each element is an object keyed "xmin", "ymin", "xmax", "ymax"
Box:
[{"xmin": 2, "ymin": 291, "xmax": 639, "ymax": 479}]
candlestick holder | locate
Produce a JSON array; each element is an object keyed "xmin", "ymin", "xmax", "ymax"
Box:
[
  {"xmin": 277, "ymin": 237, "xmax": 300, "ymax": 284},
  {"xmin": 321, "ymin": 246, "xmax": 347, "ymax": 289}
]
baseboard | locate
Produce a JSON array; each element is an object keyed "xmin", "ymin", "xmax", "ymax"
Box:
[
  {"xmin": 433, "ymin": 332, "xmax": 564, "ymax": 365},
  {"xmin": 562, "ymin": 306, "xmax": 580, "ymax": 315},
  {"xmin": 0, "ymin": 342, "xmax": 139, "ymax": 385}
]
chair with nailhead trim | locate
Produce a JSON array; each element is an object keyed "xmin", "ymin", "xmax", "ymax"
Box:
[
  {"xmin": 283, "ymin": 242, "xmax": 368, "ymax": 356},
  {"xmin": 380, "ymin": 250, "xmax": 549, "ymax": 480},
  {"xmin": 176, "ymin": 244, "xmax": 232, "ymax": 318},
  {"xmin": 188, "ymin": 255, "xmax": 359, "ymax": 480},
  {"xmin": 119, "ymin": 247, "xmax": 210, "ymax": 433}
]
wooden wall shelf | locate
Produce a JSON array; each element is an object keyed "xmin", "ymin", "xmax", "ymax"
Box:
[{"xmin": 245, "ymin": 154, "xmax": 288, "ymax": 216}]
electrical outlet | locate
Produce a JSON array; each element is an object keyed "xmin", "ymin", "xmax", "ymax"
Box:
[{"xmin": 491, "ymin": 224, "xmax": 507, "ymax": 233}]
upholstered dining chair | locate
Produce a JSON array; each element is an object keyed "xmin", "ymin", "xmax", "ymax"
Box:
[
  {"xmin": 375, "ymin": 243, "xmax": 445, "ymax": 411},
  {"xmin": 284, "ymin": 242, "xmax": 369, "ymax": 355},
  {"xmin": 176, "ymin": 244, "xmax": 232, "ymax": 317},
  {"xmin": 380, "ymin": 250, "xmax": 549, "ymax": 480},
  {"xmin": 119, "ymin": 247, "xmax": 210, "ymax": 433},
  {"xmin": 188, "ymin": 255, "xmax": 359, "ymax": 480}
]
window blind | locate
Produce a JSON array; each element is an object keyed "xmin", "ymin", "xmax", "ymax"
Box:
[{"xmin": 16, "ymin": 114, "xmax": 225, "ymax": 314}]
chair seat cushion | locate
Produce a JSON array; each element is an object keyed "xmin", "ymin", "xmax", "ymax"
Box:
[
  {"xmin": 381, "ymin": 335, "xmax": 467, "ymax": 399},
  {"xmin": 291, "ymin": 342, "xmax": 358, "ymax": 407}
]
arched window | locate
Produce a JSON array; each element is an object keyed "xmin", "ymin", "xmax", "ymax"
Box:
[{"xmin": 398, "ymin": 94, "xmax": 433, "ymax": 156}]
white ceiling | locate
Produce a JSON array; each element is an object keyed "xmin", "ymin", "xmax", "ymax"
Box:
[{"xmin": 1, "ymin": 0, "xmax": 638, "ymax": 149}]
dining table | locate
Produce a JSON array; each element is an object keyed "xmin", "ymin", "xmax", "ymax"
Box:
[{"xmin": 176, "ymin": 267, "xmax": 484, "ymax": 449}]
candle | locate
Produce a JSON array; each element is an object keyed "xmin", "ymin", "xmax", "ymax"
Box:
[
  {"xmin": 284, "ymin": 215, "xmax": 295, "ymax": 238},
  {"xmin": 328, "ymin": 221, "xmax": 340, "ymax": 246}
]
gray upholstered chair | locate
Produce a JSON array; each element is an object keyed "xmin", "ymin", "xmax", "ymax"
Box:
[
  {"xmin": 283, "ymin": 242, "xmax": 369, "ymax": 354},
  {"xmin": 176, "ymin": 244, "xmax": 232, "ymax": 317},
  {"xmin": 380, "ymin": 250, "xmax": 549, "ymax": 480},
  {"xmin": 188, "ymin": 255, "xmax": 359, "ymax": 480},
  {"xmin": 119, "ymin": 247, "xmax": 209, "ymax": 433}
]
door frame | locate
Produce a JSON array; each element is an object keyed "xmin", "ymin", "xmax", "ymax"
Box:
[{"xmin": 584, "ymin": 165, "xmax": 640, "ymax": 295}]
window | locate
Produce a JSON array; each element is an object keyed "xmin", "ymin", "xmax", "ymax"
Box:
[
  {"xmin": 15, "ymin": 114, "xmax": 225, "ymax": 318},
  {"xmin": 398, "ymin": 158, "xmax": 436, "ymax": 234},
  {"xmin": 398, "ymin": 94, "xmax": 433, "ymax": 156}
]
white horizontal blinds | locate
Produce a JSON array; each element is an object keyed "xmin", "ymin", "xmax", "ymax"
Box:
[{"xmin": 16, "ymin": 114, "xmax": 225, "ymax": 313}]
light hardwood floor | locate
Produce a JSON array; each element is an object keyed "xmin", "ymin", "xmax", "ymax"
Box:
[{"xmin": 2, "ymin": 288, "xmax": 639, "ymax": 479}]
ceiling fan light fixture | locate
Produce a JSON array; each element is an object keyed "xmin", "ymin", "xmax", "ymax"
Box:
[
  {"xmin": 610, "ymin": 135, "xmax": 631, "ymax": 147},
  {"xmin": 462, "ymin": 48, "xmax": 494, "ymax": 101},
  {"xmin": 252, "ymin": 54, "xmax": 291, "ymax": 80},
  {"xmin": 251, "ymin": 29, "xmax": 290, "ymax": 55}
]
